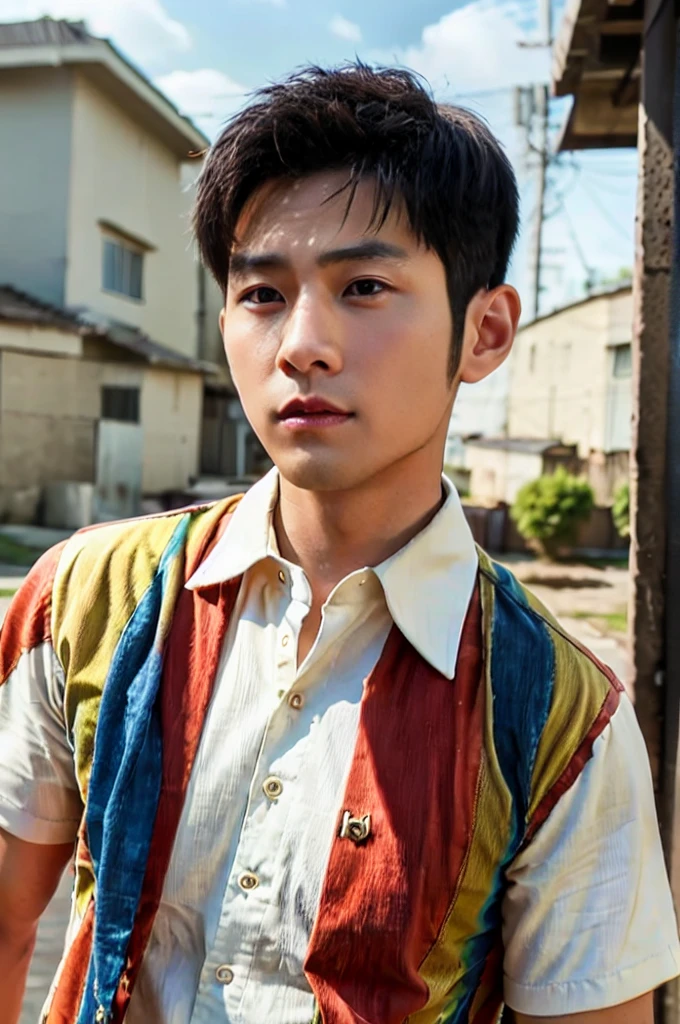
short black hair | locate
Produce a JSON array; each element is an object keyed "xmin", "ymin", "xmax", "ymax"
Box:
[{"xmin": 194, "ymin": 63, "xmax": 519, "ymax": 379}]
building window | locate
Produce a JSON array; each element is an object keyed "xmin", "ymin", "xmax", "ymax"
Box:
[
  {"xmin": 102, "ymin": 386, "xmax": 140, "ymax": 423},
  {"xmin": 613, "ymin": 343, "xmax": 632, "ymax": 379},
  {"xmin": 102, "ymin": 236, "xmax": 144, "ymax": 300}
]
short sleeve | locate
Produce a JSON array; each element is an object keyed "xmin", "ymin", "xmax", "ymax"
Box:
[
  {"xmin": 0, "ymin": 553, "xmax": 82, "ymax": 845},
  {"xmin": 502, "ymin": 692, "xmax": 680, "ymax": 1017}
]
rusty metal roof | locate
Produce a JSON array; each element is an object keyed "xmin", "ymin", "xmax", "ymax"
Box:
[{"xmin": 0, "ymin": 285, "xmax": 214, "ymax": 374}]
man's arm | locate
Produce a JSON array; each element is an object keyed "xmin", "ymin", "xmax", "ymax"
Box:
[
  {"xmin": 513, "ymin": 991, "xmax": 654, "ymax": 1022},
  {"xmin": 0, "ymin": 827, "xmax": 74, "ymax": 1024}
]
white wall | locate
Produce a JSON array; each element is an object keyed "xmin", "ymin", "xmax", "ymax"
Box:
[
  {"xmin": 66, "ymin": 72, "xmax": 198, "ymax": 358},
  {"xmin": 0, "ymin": 67, "xmax": 73, "ymax": 307}
]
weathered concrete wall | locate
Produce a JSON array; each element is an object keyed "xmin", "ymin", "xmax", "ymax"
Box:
[
  {"xmin": 0, "ymin": 345, "xmax": 202, "ymax": 514},
  {"xmin": 141, "ymin": 368, "xmax": 202, "ymax": 493},
  {"xmin": 467, "ymin": 446, "xmax": 544, "ymax": 504},
  {"xmin": 0, "ymin": 67, "xmax": 73, "ymax": 306}
]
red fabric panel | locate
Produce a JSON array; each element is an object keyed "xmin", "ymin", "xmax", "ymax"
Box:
[
  {"xmin": 305, "ymin": 587, "xmax": 485, "ymax": 1024},
  {"xmin": 45, "ymin": 898, "xmax": 94, "ymax": 1023},
  {"xmin": 111, "ymin": 516, "xmax": 241, "ymax": 1021},
  {"xmin": 0, "ymin": 542, "xmax": 66, "ymax": 684}
]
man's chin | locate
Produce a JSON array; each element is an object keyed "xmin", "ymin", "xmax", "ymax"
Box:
[{"xmin": 274, "ymin": 452, "xmax": 367, "ymax": 493}]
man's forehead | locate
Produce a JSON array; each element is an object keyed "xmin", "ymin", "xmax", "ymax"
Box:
[{"xmin": 233, "ymin": 171, "xmax": 409, "ymax": 252}]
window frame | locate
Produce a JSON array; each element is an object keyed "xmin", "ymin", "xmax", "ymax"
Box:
[
  {"xmin": 612, "ymin": 343, "xmax": 632, "ymax": 379},
  {"xmin": 101, "ymin": 385, "xmax": 141, "ymax": 424},
  {"xmin": 102, "ymin": 232, "xmax": 145, "ymax": 302}
]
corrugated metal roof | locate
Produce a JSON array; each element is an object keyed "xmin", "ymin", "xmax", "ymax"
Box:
[
  {"xmin": 0, "ymin": 285, "xmax": 214, "ymax": 374},
  {"xmin": 0, "ymin": 17, "xmax": 91, "ymax": 48}
]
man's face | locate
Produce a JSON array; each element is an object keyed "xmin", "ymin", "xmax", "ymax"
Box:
[{"xmin": 221, "ymin": 171, "xmax": 456, "ymax": 492}]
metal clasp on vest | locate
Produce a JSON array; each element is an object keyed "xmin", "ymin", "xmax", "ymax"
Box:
[
  {"xmin": 95, "ymin": 1006, "xmax": 111, "ymax": 1023},
  {"xmin": 340, "ymin": 810, "xmax": 371, "ymax": 844}
]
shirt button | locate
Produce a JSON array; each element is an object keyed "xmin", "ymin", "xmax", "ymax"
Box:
[
  {"xmin": 288, "ymin": 692, "xmax": 304, "ymax": 710},
  {"xmin": 281, "ymin": 634, "xmax": 290, "ymax": 647},
  {"xmin": 278, "ymin": 569, "xmax": 286, "ymax": 584},
  {"xmin": 215, "ymin": 965, "xmax": 234, "ymax": 985},
  {"xmin": 238, "ymin": 871, "xmax": 260, "ymax": 892},
  {"xmin": 263, "ymin": 776, "xmax": 283, "ymax": 800}
]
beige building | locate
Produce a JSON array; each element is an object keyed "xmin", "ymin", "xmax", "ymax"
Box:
[
  {"xmin": 465, "ymin": 287, "xmax": 632, "ymax": 508},
  {"xmin": 0, "ymin": 287, "xmax": 205, "ymax": 522},
  {"xmin": 508, "ymin": 286, "xmax": 633, "ymax": 461}
]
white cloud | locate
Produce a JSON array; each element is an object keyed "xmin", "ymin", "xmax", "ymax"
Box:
[
  {"xmin": 156, "ymin": 68, "xmax": 250, "ymax": 140},
  {"xmin": 330, "ymin": 14, "xmax": 362, "ymax": 43},
  {"xmin": 2, "ymin": 0, "xmax": 192, "ymax": 69},
  {"xmin": 379, "ymin": 0, "xmax": 549, "ymax": 95}
]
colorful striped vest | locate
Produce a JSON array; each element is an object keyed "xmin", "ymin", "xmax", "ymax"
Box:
[{"xmin": 0, "ymin": 497, "xmax": 621, "ymax": 1024}]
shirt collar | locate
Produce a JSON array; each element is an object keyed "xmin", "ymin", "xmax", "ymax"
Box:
[
  {"xmin": 186, "ymin": 467, "xmax": 479, "ymax": 680},
  {"xmin": 186, "ymin": 467, "xmax": 281, "ymax": 588}
]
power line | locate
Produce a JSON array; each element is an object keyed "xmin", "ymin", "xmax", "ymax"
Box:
[{"xmin": 580, "ymin": 178, "xmax": 634, "ymax": 241}]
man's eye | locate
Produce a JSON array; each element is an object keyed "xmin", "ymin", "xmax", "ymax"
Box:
[
  {"xmin": 243, "ymin": 286, "xmax": 284, "ymax": 305},
  {"xmin": 345, "ymin": 279, "xmax": 385, "ymax": 297}
]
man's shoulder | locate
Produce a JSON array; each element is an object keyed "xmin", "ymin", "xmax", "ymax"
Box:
[
  {"xmin": 476, "ymin": 547, "xmax": 624, "ymax": 836},
  {"xmin": 48, "ymin": 496, "xmax": 243, "ymax": 630},
  {"xmin": 476, "ymin": 546, "xmax": 622, "ymax": 695}
]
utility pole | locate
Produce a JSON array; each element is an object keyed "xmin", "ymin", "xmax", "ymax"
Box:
[
  {"xmin": 526, "ymin": 0, "xmax": 552, "ymax": 320},
  {"xmin": 628, "ymin": 0, "xmax": 679, "ymax": 1020}
]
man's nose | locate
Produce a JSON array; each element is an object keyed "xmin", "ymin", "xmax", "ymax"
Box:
[{"xmin": 276, "ymin": 294, "xmax": 343, "ymax": 377}]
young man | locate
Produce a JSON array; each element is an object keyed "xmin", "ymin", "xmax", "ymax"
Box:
[{"xmin": 0, "ymin": 65, "xmax": 677, "ymax": 1024}]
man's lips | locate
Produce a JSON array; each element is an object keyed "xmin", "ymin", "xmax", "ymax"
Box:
[{"xmin": 277, "ymin": 397, "xmax": 353, "ymax": 429}]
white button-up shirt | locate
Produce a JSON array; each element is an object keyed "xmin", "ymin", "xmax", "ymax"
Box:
[{"xmin": 127, "ymin": 469, "xmax": 479, "ymax": 1023}]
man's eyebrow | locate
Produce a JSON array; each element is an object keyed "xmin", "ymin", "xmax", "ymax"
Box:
[
  {"xmin": 316, "ymin": 240, "xmax": 409, "ymax": 266},
  {"xmin": 229, "ymin": 252, "xmax": 290, "ymax": 277},
  {"xmin": 229, "ymin": 240, "xmax": 409, "ymax": 278}
]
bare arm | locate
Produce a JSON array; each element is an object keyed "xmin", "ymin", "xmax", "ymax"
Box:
[
  {"xmin": 0, "ymin": 827, "xmax": 73, "ymax": 1024},
  {"xmin": 513, "ymin": 992, "xmax": 654, "ymax": 1023}
]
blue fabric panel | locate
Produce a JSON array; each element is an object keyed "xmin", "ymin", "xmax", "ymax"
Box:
[
  {"xmin": 77, "ymin": 516, "xmax": 190, "ymax": 1023},
  {"xmin": 487, "ymin": 561, "xmax": 556, "ymax": 848}
]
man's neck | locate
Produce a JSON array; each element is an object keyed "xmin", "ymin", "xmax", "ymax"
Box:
[{"xmin": 274, "ymin": 459, "xmax": 446, "ymax": 607}]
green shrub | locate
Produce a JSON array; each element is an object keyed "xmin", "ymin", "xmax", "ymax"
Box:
[
  {"xmin": 511, "ymin": 468, "xmax": 594, "ymax": 559},
  {"xmin": 612, "ymin": 481, "xmax": 630, "ymax": 539}
]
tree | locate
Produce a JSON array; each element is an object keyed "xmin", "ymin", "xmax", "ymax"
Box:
[
  {"xmin": 511, "ymin": 468, "xmax": 594, "ymax": 559},
  {"xmin": 612, "ymin": 481, "xmax": 630, "ymax": 539}
]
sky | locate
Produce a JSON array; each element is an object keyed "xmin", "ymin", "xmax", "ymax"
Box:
[{"xmin": 3, "ymin": 0, "xmax": 638, "ymax": 433}]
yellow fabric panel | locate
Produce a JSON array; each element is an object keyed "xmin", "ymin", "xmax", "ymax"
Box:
[
  {"xmin": 51, "ymin": 513, "xmax": 186, "ymax": 801},
  {"xmin": 527, "ymin": 620, "xmax": 612, "ymax": 820}
]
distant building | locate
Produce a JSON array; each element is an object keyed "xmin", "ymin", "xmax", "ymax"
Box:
[
  {"xmin": 0, "ymin": 18, "xmax": 258, "ymax": 522},
  {"xmin": 0, "ymin": 287, "xmax": 207, "ymax": 523},
  {"xmin": 464, "ymin": 286, "xmax": 632, "ymax": 506}
]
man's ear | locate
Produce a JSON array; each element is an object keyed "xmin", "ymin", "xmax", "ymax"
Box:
[{"xmin": 458, "ymin": 285, "xmax": 521, "ymax": 385}]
